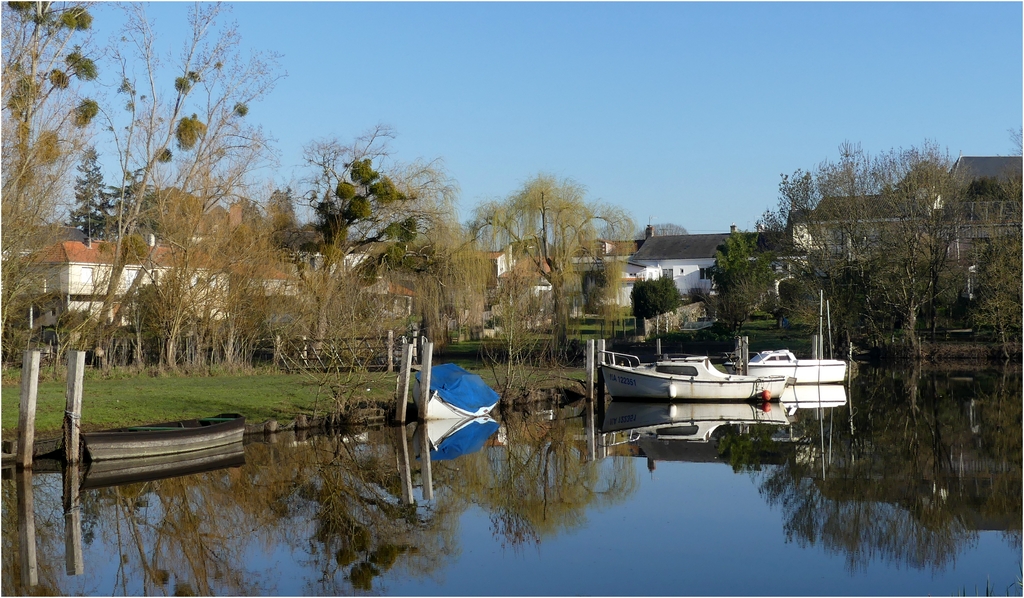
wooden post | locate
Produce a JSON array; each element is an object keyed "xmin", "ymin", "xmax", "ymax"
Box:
[
  {"xmin": 17, "ymin": 469, "xmax": 38, "ymax": 587},
  {"xmin": 597, "ymin": 339, "xmax": 606, "ymax": 364},
  {"xmin": 585, "ymin": 339, "xmax": 595, "ymax": 401},
  {"xmin": 655, "ymin": 338, "xmax": 662, "ymax": 359},
  {"xmin": 811, "ymin": 334, "xmax": 820, "ymax": 359},
  {"xmin": 394, "ymin": 425, "xmax": 414, "ymax": 505},
  {"xmin": 416, "ymin": 341, "xmax": 433, "ymax": 421},
  {"xmin": 387, "ymin": 330, "xmax": 394, "ymax": 373},
  {"xmin": 395, "ymin": 340, "xmax": 413, "ymax": 423},
  {"xmin": 64, "ymin": 350, "xmax": 86, "ymax": 463},
  {"xmin": 17, "ymin": 350, "xmax": 41, "ymax": 469},
  {"xmin": 416, "ymin": 422, "xmax": 433, "ymax": 500},
  {"xmin": 63, "ymin": 462, "xmax": 83, "ymax": 575},
  {"xmin": 596, "ymin": 360, "xmax": 606, "ymax": 429},
  {"xmin": 742, "ymin": 336, "xmax": 749, "ymax": 376}
]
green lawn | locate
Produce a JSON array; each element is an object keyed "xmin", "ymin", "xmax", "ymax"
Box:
[{"xmin": 1, "ymin": 371, "xmax": 339, "ymax": 438}]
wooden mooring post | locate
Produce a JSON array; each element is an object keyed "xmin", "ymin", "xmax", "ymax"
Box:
[
  {"xmin": 416, "ymin": 340, "xmax": 433, "ymax": 421},
  {"xmin": 394, "ymin": 339, "xmax": 414, "ymax": 424},
  {"xmin": 64, "ymin": 350, "xmax": 85, "ymax": 463},
  {"xmin": 733, "ymin": 336, "xmax": 749, "ymax": 375},
  {"xmin": 17, "ymin": 350, "xmax": 41, "ymax": 469},
  {"xmin": 387, "ymin": 330, "xmax": 395, "ymax": 373},
  {"xmin": 585, "ymin": 340, "xmax": 595, "ymax": 401}
]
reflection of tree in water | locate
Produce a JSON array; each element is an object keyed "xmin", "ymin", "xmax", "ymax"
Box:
[
  {"xmin": 1, "ymin": 403, "xmax": 641, "ymax": 593},
  {"xmin": 751, "ymin": 365, "xmax": 1021, "ymax": 573},
  {"xmin": 293, "ymin": 433, "xmax": 441, "ymax": 594},
  {"xmin": 457, "ymin": 407, "xmax": 638, "ymax": 551}
]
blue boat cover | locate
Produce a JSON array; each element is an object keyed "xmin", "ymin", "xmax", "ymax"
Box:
[
  {"xmin": 430, "ymin": 418, "xmax": 500, "ymax": 461},
  {"xmin": 415, "ymin": 363, "xmax": 499, "ymax": 413}
]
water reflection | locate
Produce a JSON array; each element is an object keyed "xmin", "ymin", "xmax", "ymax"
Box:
[
  {"xmin": 759, "ymin": 366, "xmax": 1022, "ymax": 573},
  {"xmin": 1, "ymin": 365, "xmax": 1019, "ymax": 595}
]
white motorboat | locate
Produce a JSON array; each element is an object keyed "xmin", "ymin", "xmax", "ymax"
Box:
[
  {"xmin": 600, "ymin": 352, "xmax": 791, "ymax": 401},
  {"xmin": 602, "ymin": 401, "xmax": 790, "ymax": 442},
  {"xmin": 729, "ymin": 349, "xmax": 847, "ymax": 384}
]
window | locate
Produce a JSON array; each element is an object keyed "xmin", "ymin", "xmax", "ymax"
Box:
[
  {"xmin": 656, "ymin": 365, "xmax": 699, "ymax": 376},
  {"xmin": 80, "ymin": 268, "xmax": 93, "ymax": 284},
  {"xmin": 699, "ymin": 267, "xmax": 709, "ymax": 280},
  {"xmin": 663, "ymin": 268, "xmax": 674, "ymax": 280}
]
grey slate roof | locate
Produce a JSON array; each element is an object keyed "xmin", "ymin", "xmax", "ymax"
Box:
[
  {"xmin": 952, "ymin": 156, "xmax": 1022, "ymax": 181},
  {"xmin": 630, "ymin": 233, "xmax": 730, "ymax": 262}
]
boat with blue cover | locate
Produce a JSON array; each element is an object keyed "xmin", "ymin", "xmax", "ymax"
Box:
[{"xmin": 414, "ymin": 363, "xmax": 500, "ymax": 420}]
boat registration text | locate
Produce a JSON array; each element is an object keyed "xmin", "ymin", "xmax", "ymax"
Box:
[{"xmin": 608, "ymin": 374, "xmax": 636, "ymax": 386}]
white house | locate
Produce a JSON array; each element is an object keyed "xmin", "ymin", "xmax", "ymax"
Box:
[
  {"xmin": 621, "ymin": 229, "xmax": 731, "ymax": 305},
  {"xmin": 31, "ymin": 238, "xmax": 172, "ymax": 326}
]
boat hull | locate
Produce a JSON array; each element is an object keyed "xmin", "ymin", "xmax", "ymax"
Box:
[
  {"xmin": 82, "ymin": 414, "xmax": 246, "ymax": 461},
  {"xmin": 81, "ymin": 443, "xmax": 245, "ymax": 489},
  {"xmin": 601, "ymin": 363, "xmax": 789, "ymax": 400},
  {"xmin": 424, "ymin": 393, "xmax": 496, "ymax": 420}
]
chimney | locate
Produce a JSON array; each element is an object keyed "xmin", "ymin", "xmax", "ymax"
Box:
[
  {"xmin": 645, "ymin": 224, "xmax": 654, "ymax": 239},
  {"xmin": 147, "ymin": 234, "xmax": 156, "ymax": 247},
  {"xmin": 85, "ymin": 237, "xmax": 92, "ymax": 249},
  {"xmin": 730, "ymin": 223, "xmax": 737, "ymax": 234}
]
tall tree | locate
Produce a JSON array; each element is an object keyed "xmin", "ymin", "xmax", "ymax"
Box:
[
  {"xmin": 473, "ymin": 174, "xmax": 634, "ymax": 356},
  {"xmin": 298, "ymin": 126, "xmax": 454, "ymax": 343},
  {"xmin": 89, "ymin": 3, "xmax": 281, "ymax": 360},
  {"xmin": 68, "ymin": 146, "xmax": 112, "ymax": 238},
  {"xmin": 1, "ymin": 1, "xmax": 99, "ymax": 358},
  {"xmin": 709, "ymin": 230, "xmax": 775, "ymax": 331}
]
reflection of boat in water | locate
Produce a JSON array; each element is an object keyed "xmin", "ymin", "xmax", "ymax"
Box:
[
  {"xmin": 600, "ymin": 353, "xmax": 790, "ymax": 401},
  {"xmin": 779, "ymin": 384, "xmax": 848, "ymax": 415},
  {"xmin": 414, "ymin": 364, "xmax": 499, "ymax": 420},
  {"xmin": 81, "ymin": 442, "xmax": 245, "ymax": 490},
  {"xmin": 82, "ymin": 414, "xmax": 246, "ymax": 461},
  {"xmin": 602, "ymin": 401, "xmax": 790, "ymax": 442},
  {"xmin": 419, "ymin": 416, "xmax": 499, "ymax": 461},
  {"xmin": 727, "ymin": 349, "xmax": 847, "ymax": 384}
]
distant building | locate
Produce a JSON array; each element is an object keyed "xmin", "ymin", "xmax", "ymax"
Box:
[{"xmin": 623, "ymin": 229, "xmax": 731, "ymax": 304}]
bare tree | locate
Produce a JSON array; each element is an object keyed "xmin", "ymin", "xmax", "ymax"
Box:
[
  {"xmin": 90, "ymin": 3, "xmax": 280, "ymax": 363},
  {"xmin": 1, "ymin": 1, "xmax": 99, "ymax": 358}
]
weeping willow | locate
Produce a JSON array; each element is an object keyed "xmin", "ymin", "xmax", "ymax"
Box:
[{"xmin": 473, "ymin": 174, "xmax": 634, "ymax": 361}]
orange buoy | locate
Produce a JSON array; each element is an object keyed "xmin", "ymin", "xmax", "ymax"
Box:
[
  {"xmin": 760, "ymin": 401, "xmax": 772, "ymax": 413},
  {"xmin": 760, "ymin": 389, "xmax": 772, "ymax": 401}
]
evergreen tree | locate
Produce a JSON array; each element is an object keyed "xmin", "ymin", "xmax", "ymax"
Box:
[
  {"xmin": 69, "ymin": 147, "xmax": 112, "ymax": 239},
  {"xmin": 631, "ymin": 277, "xmax": 682, "ymax": 321}
]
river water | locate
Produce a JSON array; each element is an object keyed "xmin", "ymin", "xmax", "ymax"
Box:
[{"xmin": 2, "ymin": 365, "xmax": 1020, "ymax": 596}]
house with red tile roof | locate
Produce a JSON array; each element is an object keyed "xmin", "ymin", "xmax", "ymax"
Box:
[{"xmin": 30, "ymin": 238, "xmax": 172, "ymax": 327}]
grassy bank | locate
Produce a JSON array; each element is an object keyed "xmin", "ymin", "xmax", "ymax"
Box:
[
  {"xmin": 1, "ymin": 371, "xmax": 342, "ymax": 438},
  {"xmin": 0, "ymin": 357, "xmax": 585, "ymax": 439}
]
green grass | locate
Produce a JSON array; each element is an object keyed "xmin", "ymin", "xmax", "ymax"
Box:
[
  {"xmin": 0, "ymin": 357, "xmax": 582, "ymax": 440},
  {"xmin": 2, "ymin": 371, "xmax": 331, "ymax": 438}
]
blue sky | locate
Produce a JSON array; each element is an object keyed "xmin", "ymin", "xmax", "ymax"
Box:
[{"xmin": 91, "ymin": 2, "xmax": 1022, "ymax": 234}]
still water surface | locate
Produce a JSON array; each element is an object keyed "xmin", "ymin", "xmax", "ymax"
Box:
[{"xmin": 3, "ymin": 365, "xmax": 1020, "ymax": 596}]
